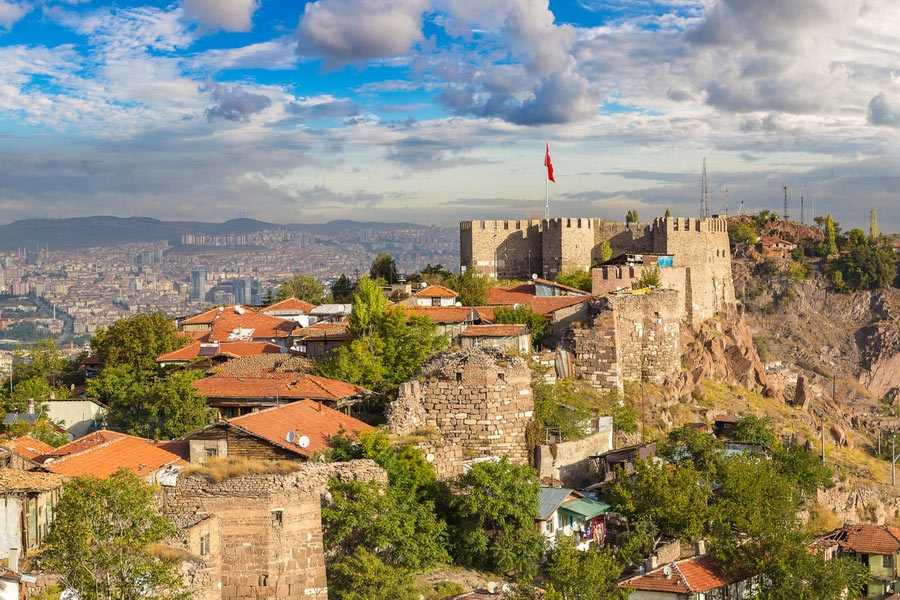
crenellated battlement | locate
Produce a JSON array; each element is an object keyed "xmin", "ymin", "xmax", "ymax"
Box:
[
  {"xmin": 543, "ymin": 217, "xmax": 594, "ymax": 229},
  {"xmin": 650, "ymin": 216, "xmax": 729, "ymax": 234},
  {"xmin": 460, "ymin": 219, "xmax": 543, "ymax": 232}
]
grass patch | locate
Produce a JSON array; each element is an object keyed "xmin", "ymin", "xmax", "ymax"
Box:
[{"xmin": 184, "ymin": 456, "xmax": 302, "ymax": 482}]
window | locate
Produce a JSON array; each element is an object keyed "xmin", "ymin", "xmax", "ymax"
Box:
[
  {"xmin": 456, "ymin": 372, "xmax": 463, "ymax": 382},
  {"xmin": 886, "ymin": 554, "xmax": 895, "ymax": 569},
  {"xmin": 272, "ymin": 510, "xmax": 284, "ymax": 528},
  {"xmin": 431, "ymin": 297, "xmax": 440, "ymax": 307},
  {"xmin": 205, "ymin": 447, "xmax": 218, "ymax": 459},
  {"xmin": 259, "ymin": 575, "xmax": 268, "ymax": 587},
  {"xmin": 199, "ymin": 534, "xmax": 210, "ymax": 556}
]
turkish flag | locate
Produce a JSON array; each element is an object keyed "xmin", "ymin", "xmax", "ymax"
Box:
[{"xmin": 544, "ymin": 143, "xmax": 556, "ymax": 183}]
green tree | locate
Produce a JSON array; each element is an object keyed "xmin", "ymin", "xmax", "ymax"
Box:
[
  {"xmin": 557, "ymin": 270, "xmax": 592, "ymax": 292},
  {"xmin": 824, "ymin": 214, "xmax": 838, "ymax": 257},
  {"xmin": 449, "ymin": 459, "xmax": 543, "ymax": 578},
  {"xmin": 328, "ymin": 548, "xmax": 420, "ymax": 600},
  {"xmin": 276, "ymin": 273, "xmax": 325, "ymax": 304},
  {"xmin": 89, "ymin": 367, "xmax": 212, "ymax": 439},
  {"xmin": 90, "ymin": 313, "xmax": 187, "ymax": 374},
  {"xmin": 661, "ymin": 426, "xmax": 723, "ymax": 480},
  {"xmin": 446, "ymin": 270, "xmax": 491, "ymax": 306},
  {"xmin": 728, "ymin": 221, "xmax": 758, "ymax": 246},
  {"xmin": 331, "ymin": 274, "xmax": 356, "ymax": 303},
  {"xmin": 532, "ymin": 378, "xmax": 636, "ymax": 445},
  {"xmin": 319, "ymin": 278, "xmax": 447, "ymax": 394},
  {"xmin": 8, "ymin": 418, "xmax": 70, "ymax": 447},
  {"xmin": 544, "ymin": 537, "xmax": 628, "ymax": 600},
  {"xmin": 597, "ymin": 240, "xmax": 613, "ymax": 264},
  {"xmin": 829, "ymin": 233, "xmax": 897, "ymax": 291},
  {"xmin": 493, "ymin": 305, "xmax": 549, "ymax": 347},
  {"xmin": 41, "ymin": 469, "xmax": 187, "ymax": 600},
  {"xmin": 731, "ymin": 415, "xmax": 777, "ymax": 448},
  {"xmin": 606, "ymin": 460, "xmax": 710, "ymax": 541},
  {"xmin": 634, "ymin": 266, "xmax": 661, "ymax": 289},
  {"xmin": 625, "ymin": 210, "xmax": 639, "ymax": 225},
  {"xmin": 370, "ymin": 253, "xmax": 399, "ymax": 284}
]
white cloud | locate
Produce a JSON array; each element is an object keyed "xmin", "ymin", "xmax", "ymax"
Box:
[
  {"xmin": 298, "ymin": 0, "xmax": 429, "ymax": 64},
  {"xmin": 182, "ymin": 0, "xmax": 259, "ymax": 32},
  {"xmin": 0, "ymin": 1, "xmax": 29, "ymax": 30}
]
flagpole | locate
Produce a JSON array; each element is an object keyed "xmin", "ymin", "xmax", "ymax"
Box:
[{"xmin": 545, "ymin": 175, "xmax": 550, "ymax": 220}]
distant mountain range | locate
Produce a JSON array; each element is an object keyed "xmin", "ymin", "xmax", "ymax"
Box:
[{"xmin": 0, "ymin": 216, "xmax": 430, "ymax": 251}]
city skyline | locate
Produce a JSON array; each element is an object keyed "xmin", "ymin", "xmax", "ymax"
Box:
[{"xmin": 2, "ymin": 0, "xmax": 900, "ymax": 230}]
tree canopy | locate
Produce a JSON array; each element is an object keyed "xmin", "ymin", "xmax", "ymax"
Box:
[
  {"xmin": 276, "ymin": 273, "xmax": 325, "ymax": 304},
  {"xmin": 446, "ymin": 270, "xmax": 492, "ymax": 306},
  {"xmin": 331, "ymin": 274, "xmax": 356, "ymax": 303},
  {"xmin": 556, "ymin": 270, "xmax": 592, "ymax": 292},
  {"xmin": 41, "ymin": 469, "xmax": 187, "ymax": 600},
  {"xmin": 493, "ymin": 305, "xmax": 549, "ymax": 346},
  {"xmin": 370, "ymin": 253, "xmax": 400, "ymax": 284},
  {"xmin": 90, "ymin": 313, "xmax": 187, "ymax": 374}
]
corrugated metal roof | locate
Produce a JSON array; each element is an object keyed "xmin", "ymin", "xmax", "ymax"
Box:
[{"xmin": 537, "ymin": 487, "xmax": 573, "ymax": 521}]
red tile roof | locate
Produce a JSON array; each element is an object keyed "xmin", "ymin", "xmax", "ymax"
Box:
[
  {"xmin": 36, "ymin": 430, "xmax": 183, "ymax": 479},
  {"xmin": 2, "ymin": 435, "xmax": 55, "ymax": 461},
  {"xmin": 205, "ymin": 311, "xmax": 297, "ymax": 341},
  {"xmin": 157, "ymin": 341, "xmax": 283, "ymax": 363},
  {"xmin": 485, "ymin": 287, "xmax": 590, "ymax": 316},
  {"xmin": 619, "ymin": 556, "xmax": 736, "ymax": 594},
  {"xmin": 413, "ymin": 284, "xmax": 458, "ymax": 298},
  {"xmin": 262, "ymin": 297, "xmax": 317, "ymax": 314},
  {"xmin": 461, "ymin": 324, "xmax": 527, "ymax": 337},
  {"xmin": 182, "ymin": 305, "xmax": 258, "ymax": 326},
  {"xmin": 225, "ymin": 399, "xmax": 373, "ymax": 457},
  {"xmin": 402, "ymin": 306, "xmax": 475, "ymax": 324},
  {"xmin": 193, "ymin": 373, "xmax": 368, "ymax": 401},
  {"xmin": 817, "ymin": 524, "xmax": 900, "ymax": 555},
  {"xmin": 294, "ymin": 321, "xmax": 352, "ymax": 341}
]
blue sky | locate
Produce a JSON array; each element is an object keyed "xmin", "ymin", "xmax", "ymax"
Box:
[{"xmin": 1, "ymin": 0, "xmax": 899, "ymax": 230}]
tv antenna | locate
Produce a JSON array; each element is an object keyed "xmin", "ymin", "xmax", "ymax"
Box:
[
  {"xmin": 700, "ymin": 158, "xmax": 710, "ymax": 219},
  {"xmin": 783, "ymin": 184, "xmax": 789, "ymax": 220}
]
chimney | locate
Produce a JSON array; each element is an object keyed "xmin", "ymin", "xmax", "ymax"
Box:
[
  {"xmin": 644, "ymin": 555, "xmax": 659, "ymax": 572},
  {"xmin": 695, "ymin": 539, "xmax": 707, "ymax": 556},
  {"xmin": 8, "ymin": 548, "xmax": 20, "ymax": 573},
  {"xmin": 27, "ymin": 398, "xmax": 34, "ymax": 416}
]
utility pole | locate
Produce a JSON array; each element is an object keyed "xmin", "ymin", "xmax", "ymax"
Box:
[
  {"xmin": 800, "ymin": 193, "xmax": 805, "ymax": 225},
  {"xmin": 700, "ymin": 158, "xmax": 710, "ymax": 219}
]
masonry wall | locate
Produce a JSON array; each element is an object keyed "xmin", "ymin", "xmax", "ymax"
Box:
[
  {"xmin": 460, "ymin": 220, "xmax": 543, "ymax": 279},
  {"xmin": 388, "ymin": 348, "xmax": 534, "ymax": 479},
  {"xmin": 535, "ymin": 423, "xmax": 613, "ymax": 487},
  {"xmin": 160, "ymin": 460, "xmax": 385, "ymax": 600},
  {"xmin": 542, "ymin": 218, "xmax": 596, "ymax": 279}
]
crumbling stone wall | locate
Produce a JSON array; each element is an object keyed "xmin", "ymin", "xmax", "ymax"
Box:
[
  {"xmin": 388, "ymin": 348, "xmax": 534, "ymax": 479},
  {"xmin": 160, "ymin": 460, "xmax": 385, "ymax": 600},
  {"xmin": 568, "ymin": 291, "xmax": 681, "ymax": 393}
]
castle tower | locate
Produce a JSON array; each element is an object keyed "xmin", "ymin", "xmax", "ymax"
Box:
[
  {"xmin": 460, "ymin": 219, "xmax": 542, "ymax": 279},
  {"xmin": 388, "ymin": 348, "xmax": 534, "ymax": 479},
  {"xmin": 541, "ymin": 217, "xmax": 595, "ymax": 279}
]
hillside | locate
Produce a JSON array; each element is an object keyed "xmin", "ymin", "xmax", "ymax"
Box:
[{"xmin": 0, "ymin": 216, "xmax": 430, "ymax": 250}]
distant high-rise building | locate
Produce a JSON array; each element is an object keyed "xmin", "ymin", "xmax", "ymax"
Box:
[
  {"xmin": 232, "ymin": 278, "xmax": 255, "ymax": 305},
  {"xmin": 190, "ymin": 269, "xmax": 208, "ymax": 301}
]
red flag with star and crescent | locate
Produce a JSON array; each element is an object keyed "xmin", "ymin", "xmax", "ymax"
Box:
[{"xmin": 544, "ymin": 143, "xmax": 556, "ymax": 183}]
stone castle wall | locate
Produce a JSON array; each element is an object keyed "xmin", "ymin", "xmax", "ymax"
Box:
[
  {"xmin": 160, "ymin": 461, "xmax": 385, "ymax": 600},
  {"xmin": 460, "ymin": 219, "xmax": 543, "ymax": 279},
  {"xmin": 388, "ymin": 348, "xmax": 534, "ymax": 479},
  {"xmin": 568, "ymin": 290, "xmax": 682, "ymax": 393}
]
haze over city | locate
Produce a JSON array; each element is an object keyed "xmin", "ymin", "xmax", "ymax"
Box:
[{"xmin": 2, "ymin": 0, "xmax": 899, "ymax": 230}]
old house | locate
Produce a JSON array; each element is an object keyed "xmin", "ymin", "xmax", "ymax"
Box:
[
  {"xmin": 260, "ymin": 297, "xmax": 318, "ymax": 326},
  {"xmin": 44, "ymin": 399, "xmax": 106, "ymax": 439},
  {"xmin": 33, "ymin": 430, "xmax": 183, "ymax": 481},
  {"xmin": 0, "ymin": 469, "xmax": 64, "ymax": 561},
  {"xmin": 619, "ymin": 555, "xmax": 754, "ymax": 599},
  {"xmin": 1, "ymin": 436, "xmax": 54, "ymax": 470},
  {"xmin": 536, "ymin": 487, "xmax": 611, "ymax": 550},
  {"xmin": 401, "ymin": 306, "xmax": 478, "ymax": 340},
  {"xmin": 815, "ymin": 524, "xmax": 900, "ymax": 599},
  {"xmin": 480, "ymin": 287, "xmax": 592, "ymax": 347},
  {"xmin": 309, "ymin": 303, "xmax": 352, "ymax": 323},
  {"xmin": 410, "ymin": 284, "xmax": 459, "ymax": 307},
  {"xmin": 182, "ymin": 399, "xmax": 373, "ymax": 464},
  {"xmin": 157, "ymin": 341, "xmax": 283, "ymax": 368},
  {"xmin": 459, "ymin": 324, "xmax": 531, "ymax": 353},
  {"xmin": 178, "ymin": 305, "xmax": 297, "ymax": 349},
  {"xmin": 591, "ymin": 442, "xmax": 657, "ymax": 484},
  {"xmin": 759, "ymin": 236, "xmax": 797, "ymax": 260},
  {"xmin": 291, "ymin": 322, "xmax": 352, "ymax": 358},
  {"xmin": 193, "ymin": 372, "xmax": 369, "ymax": 418}
]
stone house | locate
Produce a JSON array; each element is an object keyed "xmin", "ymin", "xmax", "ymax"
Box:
[
  {"xmin": 459, "ymin": 324, "xmax": 531, "ymax": 354},
  {"xmin": 0, "ymin": 436, "xmax": 54, "ymax": 470},
  {"xmin": 479, "ymin": 288, "xmax": 592, "ymax": 347},
  {"xmin": 192, "ymin": 372, "xmax": 368, "ymax": 418},
  {"xmin": 0, "ymin": 469, "xmax": 64, "ymax": 561},
  {"xmin": 536, "ymin": 487, "xmax": 611, "ymax": 551},
  {"xmin": 815, "ymin": 524, "xmax": 900, "ymax": 599},
  {"xmin": 759, "ymin": 236, "xmax": 797, "ymax": 260},
  {"xmin": 618, "ymin": 555, "xmax": 755, "ymax": 599},
  {"xmin": 182, "ymin": 399, "xmax": 372, "ymax": 464}
]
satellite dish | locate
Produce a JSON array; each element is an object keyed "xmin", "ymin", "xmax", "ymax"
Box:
[
  {"xmin": 298, "ymin": 435, "xmax": 310, "ymax": 449},
  {"xmin": 286, "ymin": 431, "xmax": 296, "ymax": 444}
]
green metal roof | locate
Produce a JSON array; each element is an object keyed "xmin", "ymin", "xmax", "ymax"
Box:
[{"xmin": 560, "ymin": 498, "xmax": 611, "ymax": 520}]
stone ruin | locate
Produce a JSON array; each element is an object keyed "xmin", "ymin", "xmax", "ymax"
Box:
[
  {"xmin": 159, "ymin": 459, "xmax": 386, "ymax": 600},
  {"xmin": 388, "ymin": 347, "xmax": 534, "ymax": 479}
]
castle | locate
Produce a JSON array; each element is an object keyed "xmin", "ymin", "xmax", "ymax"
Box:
[{"xmin": 460, "ymin": 216, "xmax": 736, "ymax": 326}]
